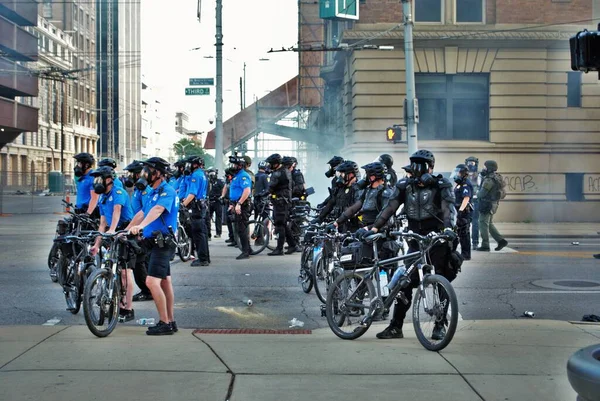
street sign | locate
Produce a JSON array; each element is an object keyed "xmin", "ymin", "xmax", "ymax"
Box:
[
  {"xmin": 189, "ymin": 78, "xmax": 214, "ymax": 86},
  {"xmin": 185, "ymin": 87, "xmax": 210, "ymax": 96}
]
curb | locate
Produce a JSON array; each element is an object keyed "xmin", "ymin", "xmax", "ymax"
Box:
[{"xmin": 507, "ymin": 234, "xmax": 600, "ymax": 239}]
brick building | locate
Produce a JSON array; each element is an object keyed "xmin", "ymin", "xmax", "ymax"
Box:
[{"xmin": 314, "ymin": 0, "xmax": 600, "ymax": 222}]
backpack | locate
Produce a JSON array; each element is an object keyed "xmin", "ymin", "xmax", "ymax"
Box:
[{"xmin": 490, "ymin": 173, "xmax": 506, "ymax": 201}]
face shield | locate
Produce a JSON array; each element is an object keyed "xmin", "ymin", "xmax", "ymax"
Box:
[
  {"xmin": 409, "ymin": 160, "xmax": 430, "ymax": 178},
  {"xmin": 450, "ymin": 167, "xmax": 466, "ymax": 184},
  {"xmin": 466, "ymin": 160, "xmax": 478, "ymax": 173}
]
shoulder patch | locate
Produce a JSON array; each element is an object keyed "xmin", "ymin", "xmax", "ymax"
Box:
[
  {"xmin": 242, "ymin": 177, "xmax": 247, "ymax": 180},
  {"xmin": 191, "ymin": 179, "xmax": 196, "ymax": 182},
  {"xmin": 116, "ymin": 190, "xmax": 122, "ymax": 195},
  {"xmin": 160, "ymin": 192, "xmax": 168, "ymax": 197}
]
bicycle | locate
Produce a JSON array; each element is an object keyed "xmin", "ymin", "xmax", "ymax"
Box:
[
  {"xmin": 306, "ymin": 226, "xmax": 349, "ymax": 303},
  {"xmin": 231, "ymin": 199, "xmax": 274, "ymax": 255},
  {"xmin": 175, "ymin": 207, "xmax": 193, "ymax": 262},
  {"xmin": 54, "ymin": 232, "xmax": 99, "ymax": 314},
  {"xmin": 325, "ymin": 230, "xmax": 459, "ymax": 351},
  {"xmin": 48, "ymin": 200, "xmax": 98, "ymax": 283},
  {"xmin": 83, "ymin": 230, "xmax": 139, "ymax": 337}
]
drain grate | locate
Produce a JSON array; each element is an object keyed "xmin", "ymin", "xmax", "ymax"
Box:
[
  {"xmin": 553, "ymin": 280, "xmax": 600, "ymax": 288},
  {"xmin": 193, "ymin": 328, "xmax": 312, "ymax": 335}
]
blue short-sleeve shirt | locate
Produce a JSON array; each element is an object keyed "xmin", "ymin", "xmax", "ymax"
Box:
[
  {"xmin": 229, "ymin": 170, "xmax": 252, "ymax": 201},
  {"xmin": 142, "ymin": 181, "xmax": 179, "ymax": 238},
  {"xmin": 75, "ymin": 171, "xmax": 94, "ymax": 209},
  {"xmin": 99, "ymin": 187, "xmax": 134, "ymax": 226},
  {"xmin": 187, "ymin": 169, "xmax": 208, "ymax": 200},
  {"xmin": 131, "ymin": 188, "xmax": 150, "ymax": 215}
]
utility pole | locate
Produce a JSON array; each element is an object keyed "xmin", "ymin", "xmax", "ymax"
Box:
[
  {"xmin": 214, "ymin": 0, "xmax": 224, "ymax": 172},
  {"xmin": 239, "ymin": 77, "xmax": 243, "ymax": 111},
  {"xmin": 402, "ymin": 0, "xmax": 418, "ymax": 156},
  {"xmin": 60, "ymin": 77, "xmax": 65, "ymax": 175},
  {"xmin": 243, "ymin": 62, "xmax": 246, "ymax": 109}
]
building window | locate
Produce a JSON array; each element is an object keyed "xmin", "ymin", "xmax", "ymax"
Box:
[
  {"xmin": 415, "ymin": 0, "xmax": 443, "ymax": 23},
  {"xmin": 567, "ymin": 71, "xmax": 581, "ymax": 107},
  {"xmin": 416, "ymin": 73, "xmax": 489, "ymax": 140},
  {"xmin": 456, "ymin": 0, "xmax": 484, "ymax": 23}
]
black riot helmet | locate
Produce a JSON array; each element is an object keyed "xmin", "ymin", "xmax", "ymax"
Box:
[
  {"xmin": 409, "ymin": 149, "xmax": 435, "ymax": 178},
  {"xmin": 229, "ymin": 155, "xmax": 246, "ymax": 171},
  {"xmin": 465, "ymin": 156, "xmax": 479, "ymax": 173},
  {"xmin": 281, "ymin": 156, "xmax": 294, "ymax": 167},
  {"xmin": 90, "ymin": 166, "xmax": 115, "ymax": 194},
  {"xmin": 258, "ymin": 161, "xmax": 268, "ymax": 171},
  {"xmin": 123, "ymin": 160, "xmax": 144, "ymax": 188},
  {"xmin": 361, "ymin": 162, "xmax": 386, "ymax": 183},
  {"xmin": 98, "ymin": 157, "xmax": 117, "ymax": 169},
  {"xmin": 73, "ymin": 153, "xmax": 95, "ymax": 177},
  {"xmin": 378, "ymin": 154, "xmax": 394, "ymax": 170},
  {"xmin": 265, "ymin": 153, "xmax": 282, "ymax": 169},
  {"xmin": 335, "ymin": 160, "xmax": 360, "ymax": 187},
  {"xmin": 481, "ymin": 160, "xmax": 498, "ymax": 177},
  {"xmin": 451, "ymin": 163, "xmax": 469, "ymax": 185},
  {"xmin": 326, "ymin": 156, "xmax": 344, "ymax": 178}
]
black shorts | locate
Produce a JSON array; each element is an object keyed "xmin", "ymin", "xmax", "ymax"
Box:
[{"xmin": 147, "ymin": 244, "xmax": 174, "ymax": 279}]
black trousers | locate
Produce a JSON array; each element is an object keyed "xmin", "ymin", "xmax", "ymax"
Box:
[
  {"xmin": 131, "ymin": 241, "xmax": 150, "ymax": 295},
  {"xmin": 207, "ymin": 199, "xmax": 222, "ymax": 237},
  {"xmin": 191, "ymin": 204, "xmax": 210, "ymax": 263},
  {"xmin": 233, "ymin": 202, "xmax": 252, "ymax": 254},
  {"xmin": 273, "ymin": 200, "xmax": 296, "ymax": 250},
  {"xmin": 390, "ymin": 240, "xmax": 454, "ymax": 330},
  {"xmin": 453, "ymin": 215, "xmax": 472, "ymax": 259}
]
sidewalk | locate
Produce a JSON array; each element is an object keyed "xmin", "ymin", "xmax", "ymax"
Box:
[
  {"xmin": 1, "ymin": 320, "xmax": 598, "ymax": 400},
  {"xmin": 495, "ymin": 222, "xmax": 600, "ymax": 239}
]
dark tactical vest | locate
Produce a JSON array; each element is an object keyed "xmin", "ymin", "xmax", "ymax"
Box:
[{"xmin": 360, "ymin": 185, "xmax": 393, "ymax": 225}]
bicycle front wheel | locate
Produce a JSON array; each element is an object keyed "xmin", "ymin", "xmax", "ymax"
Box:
[
  {"xmin": 247, "ymin": 220, "xmax": 269, "ymax": 255},
  {"xmin": 412, "ymin": 274, "xmax": 459, "ymax": 351},
  {"xmin": 312, "ymin": 257, "xmax": 328, "ymax": 303},
  {"xmin": 299, "ymin": 246, "xmax": 313, "ymax": 293},
  {"xmin": 177, "ymin": 226, "xmax": 193, "ymax": 262},
  {"xmin": 83, "ymin": 268, "xmax": 119, "ymax": 338},
  {"xmin": 325, "ymin": 271, "xmax": 375, "ymax": 340}
]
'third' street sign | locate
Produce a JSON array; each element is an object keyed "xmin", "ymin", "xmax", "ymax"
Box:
[
  {"xmin": 185, "ymin": 87, "xmax": 210, "ymax": 96},
  {"xmin": 189, "ymin": 78, "xmax": 214, "ymax": 86}
]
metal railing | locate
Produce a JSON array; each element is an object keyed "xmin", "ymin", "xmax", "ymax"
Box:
[{"xmin": 0, "ymin": 171, "xmax": 74, "ymax": 214}]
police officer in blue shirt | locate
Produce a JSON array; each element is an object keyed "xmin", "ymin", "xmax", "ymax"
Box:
[
  {"xmin": 89, "ymin": 166, "xmax": 135, "ymax": 322},
  {"xmin": 129, "ymin": 157, "xmax": 179, "ymax": 336},
  {"xmin": 451, "ymin": 163, "xmax": 474, "ymax": 260},
  {"xmin": 73, "ymin": 153, "xmax": 99, "ymax": 216},
  {"xmin": 228, "ymin": 155, "xmax": 253, "ymax": 259},
  {"xmin": 171, "ymin": 160, "xmax": 186, "ymax": 193},
  {"xmin": 123, "ymin": 160, "xmax": 153, "ymax": 302},
  {"xmin": 181, "ymin": 156, "xmax": 210, "ymax": 266},
  {"xmin": 98, "ymin": 157, "xmax": 124, "ymax": 189}
]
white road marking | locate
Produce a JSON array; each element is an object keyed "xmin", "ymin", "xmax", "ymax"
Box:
[
  {"xmin": 42, "ymin": 317, "xmax": 61, "ymax": 326},
  {"xmin": 516, "ymin": 290, "xmax": 600, "ymax": 294},
  {"xmin": 458, "ymin": 312, "xmax": 463, "ymax": 321}
]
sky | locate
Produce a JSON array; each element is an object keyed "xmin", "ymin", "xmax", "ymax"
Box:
[{"xmin": 140, "ymin": 0, "xmax": 299, "ymax": 135}]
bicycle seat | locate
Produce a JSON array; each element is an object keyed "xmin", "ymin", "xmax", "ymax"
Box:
[{"xmin": 363, "ymin": 233, "xmax": 384, "ymax": 243}]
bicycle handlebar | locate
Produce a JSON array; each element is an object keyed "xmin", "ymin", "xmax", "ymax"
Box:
[{"xmin": 388, "ymin": 230, "xmax": 453, "ymax": 243}]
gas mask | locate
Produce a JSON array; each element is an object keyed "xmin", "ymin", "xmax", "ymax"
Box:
[
  {"xmin": 480, "ymin": 168, "xmax": 489, "ymax": 177},
  {"xmin": 74, "ymin": 162, "xmax": 86, "ymax": 178},
  {"xmin": 334, "ymin": 171, "xmax": 345, "ymax": 187},
  {"xmin": 93, "ymin": 176, "xmax": 110, "ymax": 194},
  {"xmin": 124, "ymin": 172, "xmax": 138, "ymax": 188},
  {"xmin": 467, "ymin": 163, "xmax": 477, "ymax": 173},
  {"xmin": 184, "ymin": 163, "xmax": 193, "ymax": 176},
  {"xmin": 450, "ymin": 167, "xmax": 466, "ymax": 185},
  {"xmin": 135, "ymin": 167, "xmax": 158, "ymax": 191},
  {"xmin": 325, "ymin": 167, "xmax": 335, "ymax": 178}
]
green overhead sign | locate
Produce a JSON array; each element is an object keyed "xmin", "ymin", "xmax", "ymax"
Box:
[{"xmin": 185, "ymin": 87, "xmax": 210, "ymax": 96}]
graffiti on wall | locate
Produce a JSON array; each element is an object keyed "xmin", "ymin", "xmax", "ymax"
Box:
[
  {"xmin": 502, "ymin": 175, "xmax": 537, "ymax": 192},
  {"xmin": 584, "ymin": 174, "xmax": 600, "ymax": 193}
]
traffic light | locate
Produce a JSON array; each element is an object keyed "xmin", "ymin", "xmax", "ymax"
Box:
[
  {"xmin": 570, "ymin": 24, "xmax": 600, "ymax": 73},
  {"xmin": 385, "ymin": 126, "xmax": 402, "ymax": 144}
]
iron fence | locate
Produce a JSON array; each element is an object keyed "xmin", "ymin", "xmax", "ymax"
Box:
[{"xmin": 0, "ymin": 171, "xmax": 76, "ymax": 214}]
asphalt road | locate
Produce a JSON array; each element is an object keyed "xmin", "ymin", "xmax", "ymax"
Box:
[
  {"xmin": 1, "ymin": 214, "xmax": 599, "ymax": 330},
  {"xmin": 0, "ymin": 194, "xmax": 65, "ymax": 214}
]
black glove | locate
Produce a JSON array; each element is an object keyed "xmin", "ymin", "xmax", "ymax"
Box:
[
  {"xmin": 443, "ymin": 228, "xmax": 457, "ymax": 241},
  {"xmin": 326, "ymin": 223, "xmax": 337, "ymax": 233},
  {"xmin": 354, "ymin": 228, "xmax": 370, "ymax": 240}
]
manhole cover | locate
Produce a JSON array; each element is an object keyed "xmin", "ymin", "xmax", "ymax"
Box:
[
  {"xmin": 531, "ymin": 279, "xmax": 600, "ymax": 290},
  {"xmin": 553, "ymin": 280, "xmax": 600, "ymax": 288}
]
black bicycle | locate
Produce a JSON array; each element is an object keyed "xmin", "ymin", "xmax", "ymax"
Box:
[
  {"xmin": 232, "ymin": 200, "xmax": 273, "ymax": 255},
  {"xmin": 176, "ymin": 207, "xmax": 193, "ymax": 262},
  {"xmin": 307, "ymin": 226, "xmax": 349, "ymax": 303},
  {"xmin": 83, "ymin": 230, "xmax": 138, "ymax": 337},
  {"xmin": 325, "ymin": 230, "xmax": 459, "ymax": 351}
]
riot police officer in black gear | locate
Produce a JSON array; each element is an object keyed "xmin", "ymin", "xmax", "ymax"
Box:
[
  {"xmin": 254, "ymin": 161, "xmax": 270, "ymax": 220},
  {"xmin": 451, "ymin": 163, "xmax": 473, "ymax": 260},
  {"xmin": 266, "ymin": 153, "xmax": 297, "ymax": 256},
  {"xmin": 289, "ymin": 157, "xmax": 306, "ymax": 199},
  {"xmin": 377, "ymin": 153, "xmax": 397, "ymax": 187},
  {"xmin": 314, "ymin": 160, "xmax": 362, "ymax": 232},
  {"xmin": 206, "ymin": 168, "xmax": 224, "ymax": 238},
  {"xmin": 465, "ymin": 156, "xmax": 481, "ymax": 248},
  {"xmin": 365, "ymin": 149, "xmax": 457, "ymax": 341},
  {"xmin": 332, "ymin": 162, "xmax": 394, "ymax": 231},
  {"xmin": 319, "ymin": 156, "xmax": 345, "ymax": 209}
]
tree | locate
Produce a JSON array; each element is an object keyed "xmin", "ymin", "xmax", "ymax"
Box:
[{"xmin": 173, "ymin": 138, "xmax": 215, "ymax": 167}]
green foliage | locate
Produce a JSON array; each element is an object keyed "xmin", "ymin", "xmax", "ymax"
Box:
[{"xmin": 173, "ymin": 138, "xmax": 214, "ymax": 167}]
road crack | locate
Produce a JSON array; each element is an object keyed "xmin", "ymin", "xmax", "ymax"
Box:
[
  {"xmin": 13, "ymin": 306, "xmax": 46, "ymax": 320},
  {"xmin": 299, "ymin": 296, "xmax": 321, "ymax": 329}
]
